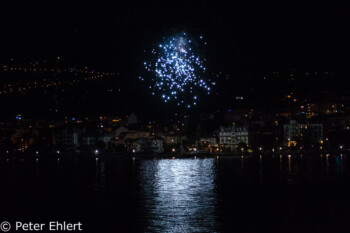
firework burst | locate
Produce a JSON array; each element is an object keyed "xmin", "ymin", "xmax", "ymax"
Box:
[{"xmin": 142, "ymin": 32, "xmax": 211, "ymax": 108}]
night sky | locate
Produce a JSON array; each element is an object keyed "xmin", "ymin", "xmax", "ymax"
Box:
[{"xmin": 1, "ymin": 0, "xmax": 349, "ymax": 75}]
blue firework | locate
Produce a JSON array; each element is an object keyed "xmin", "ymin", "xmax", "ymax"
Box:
[{"xmin": 142, "ymin": 32, "xmax": 210, "ymax": 108}]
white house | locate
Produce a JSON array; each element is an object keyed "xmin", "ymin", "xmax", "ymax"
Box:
[{"xmin": 219, "ymin": 126, "xmax": 249, "ymax": 151}]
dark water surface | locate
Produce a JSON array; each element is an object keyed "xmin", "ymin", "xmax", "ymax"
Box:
[{"xmin": 1, "ymin": 154, "xmax": 350, "ymax": 232}]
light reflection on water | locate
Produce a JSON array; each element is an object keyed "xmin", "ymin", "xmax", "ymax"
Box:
[
  {"xmin": 95, "ymin": 160, "xmax": 106, "ymax": 193},
  {"xmin": 137, "ymin": 158, "xmax": 218, "ymax": 233}
]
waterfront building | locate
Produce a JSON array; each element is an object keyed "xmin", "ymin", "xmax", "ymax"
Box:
[
  {"xmin": 219, "ymin": 126, "xmax": 249, "ymax": 151},
  {"xmin": 283, "ymin": 120, "xmax": 323, "ymax": 148}
]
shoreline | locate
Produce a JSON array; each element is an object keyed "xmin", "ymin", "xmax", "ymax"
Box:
[{"xmin": 1, "ymin": 150, "xmax": 349, "ymax": 162}]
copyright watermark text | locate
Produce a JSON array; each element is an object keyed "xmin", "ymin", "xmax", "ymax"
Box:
[{"xmin": 1, "ymin": 221, "xmax": 83, "ymax": 232}]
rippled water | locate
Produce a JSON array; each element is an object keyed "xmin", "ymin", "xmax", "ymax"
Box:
[
  {"xmin": 137, "ymin": 159, "xmax": 218, "ymax": 232},
  {"xmin": 1, "ymin": 154, "xmax": 350, "ymax": 233}
]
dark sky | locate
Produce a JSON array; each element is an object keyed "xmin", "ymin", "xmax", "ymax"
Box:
[{"xmin": 1, "ymin": 0, "xmax": 349, "ymax": 74}]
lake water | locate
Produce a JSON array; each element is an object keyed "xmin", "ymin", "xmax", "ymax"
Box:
[{"xmin": 1, "ymin": 154, "xmax": 350, "ymax": 232}]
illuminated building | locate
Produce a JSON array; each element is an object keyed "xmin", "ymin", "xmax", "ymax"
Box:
[
  {"xmin": 283, "ymin": 120, "xmax": 323, "ymax": 148},
  {"xmin": 200, "ymin": 138, "xmax": 218, "ymax": 152},
  {"xmin": 219, "ymin": 126, "xmax": 249, "ymax": 151}
]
